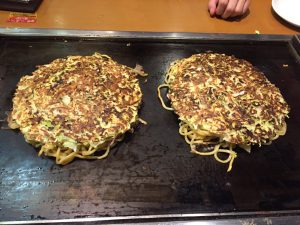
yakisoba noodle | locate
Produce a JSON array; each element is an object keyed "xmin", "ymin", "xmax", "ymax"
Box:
[
  {"xmin": 158, "ymin": 53, "xmax": 289, "ymax": 171},
  {"xmin": 8, "ymin": 52, "xmax": 147, "ymax": 165}
]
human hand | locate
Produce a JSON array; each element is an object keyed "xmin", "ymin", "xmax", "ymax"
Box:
[{"xmin": 208, "ymin": 0, "xmax": 250, "ymax": 19}]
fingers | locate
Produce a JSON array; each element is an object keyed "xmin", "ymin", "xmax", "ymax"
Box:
[
  {"xmin": 212, "ymin": 0, "xmax": 250, "ymax": 19},
  {"xmin": 242, "ymin": 0, "xmax": 251, "ymax": 14},
  {"xmin": 216, "ymin": 0, "xmax": 229, "ymax": 16},
  {"xmin": 230, "ymin": 0, "xmax": 245, "ymax": 18},
  {"xmin": 222, "ymin": 0, "xmax": 239, "ymax": 19},
  {"xmin": 208, "ymin": 0, "xmax": 219, "ymax": 16}
]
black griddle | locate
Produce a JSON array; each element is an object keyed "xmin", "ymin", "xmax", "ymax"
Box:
[{"xmin": 0, "ymin": 31, "xmax": 300, "ymax": 224}]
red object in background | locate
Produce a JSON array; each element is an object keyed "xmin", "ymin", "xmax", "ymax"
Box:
[{"xmin": 6, "ymin": 12, "xmax": 37, "ymax": 23}]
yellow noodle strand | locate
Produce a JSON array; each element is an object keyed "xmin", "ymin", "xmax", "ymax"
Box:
[{"xmin": 157, "ymin": 84, "xmax": 174, "ymax": 111}]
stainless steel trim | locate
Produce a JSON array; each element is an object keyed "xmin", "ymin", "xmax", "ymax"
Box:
[
  {"xmin": 0, "ymin": 28, "xmax": 293, "ymax": 41},
  {"xmin": 1, "ymin": 210, "xmax": 300, "ymax": 224},
  {"xmin": 291, "ymin": 35, "xmax": 300, "ymax": 55}
]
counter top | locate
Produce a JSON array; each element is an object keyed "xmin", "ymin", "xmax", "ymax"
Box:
[{"xmin": 0, "ymin": 0, "xmax": 299, "ymax": 34}]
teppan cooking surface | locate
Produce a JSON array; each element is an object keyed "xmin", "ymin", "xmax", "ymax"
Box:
[{"xmin": 0, "ymin": 33, "xmax": 300, "ymax": 222}]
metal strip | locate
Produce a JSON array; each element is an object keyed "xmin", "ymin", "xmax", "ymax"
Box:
[
  {"xmin": 1, "ymin": 210, "xmax": 300, "ymax": 224},
  {"xmin": 291, "ymin": 35, "xmax": 300, "ymax": 56},
  {"xmin": 0, "ymin": 28, "xmax": 293, "ymax": 42}
]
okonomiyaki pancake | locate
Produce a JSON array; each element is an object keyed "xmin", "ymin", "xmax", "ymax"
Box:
[
  {"xmin": 8, "ymin": 52, "xmax": 146, "ymax": 165},
  {"xmin": 158, "ymin": 53, "xmax": 289, "ymax": 171}
]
